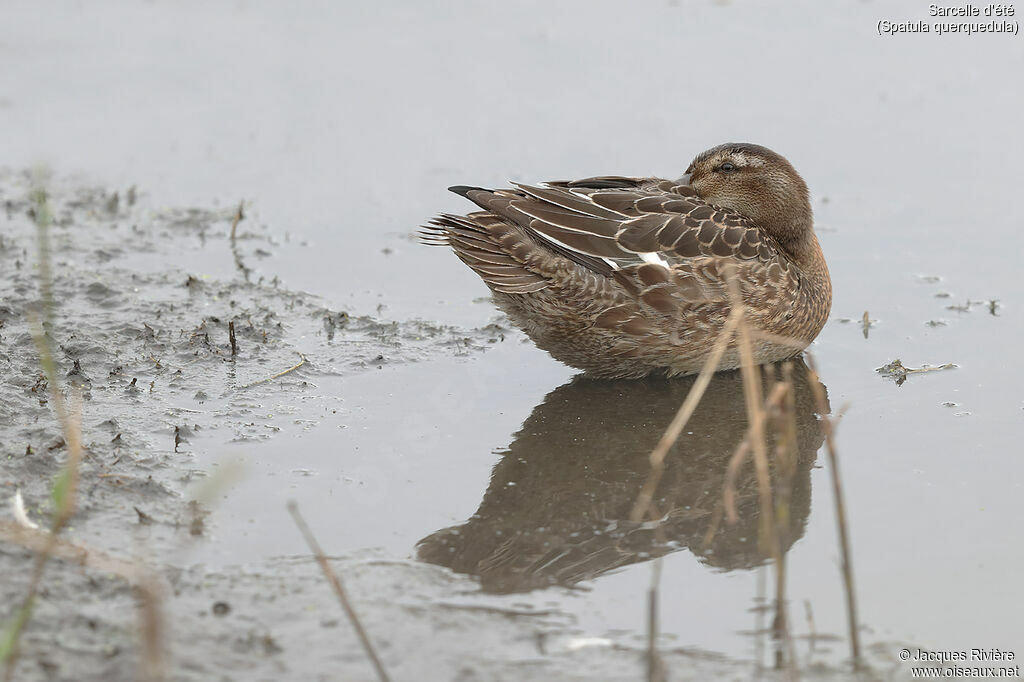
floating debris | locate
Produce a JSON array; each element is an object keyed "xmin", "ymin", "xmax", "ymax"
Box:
[
  {"xmin": 835, "ymin": 313, "xmax": 877, "ymax": 337},
  {"xmin": 11, "ymin": 489, "xmax": 39, "ymax": 530},
  {"xmin": 134, "ymin": 506, "xmax": 155, "ymax": 525},
  {"xmin": 860, "ymin": 311, "xmax": 876, "ymax": 339},
  {"xmin": 945, "ymin": 299, "xmax": 999, "ymax": 315},
  {"xmin": 564, "ymin": 637, "xmax": 613, "ymax": 652},
  {"xmin": 876, "ymin": 359, "xmax": 957, "ymax": 386}
]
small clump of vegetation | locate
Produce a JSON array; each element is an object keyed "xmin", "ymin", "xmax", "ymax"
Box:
[{"xmin": 631, "ymin": 266, "xmax": 861, "ymax": 680}]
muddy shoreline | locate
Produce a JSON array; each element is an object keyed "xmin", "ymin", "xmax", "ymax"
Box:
[{"xmin": 0, "ymin": 171, "xmax": 566, "ymax": 682}]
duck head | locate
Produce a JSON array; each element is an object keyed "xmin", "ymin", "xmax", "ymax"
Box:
[{"xmin": 684, "ymin": 143, "xmax": 813, "ymax": 247}]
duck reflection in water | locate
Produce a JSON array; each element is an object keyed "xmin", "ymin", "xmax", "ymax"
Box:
[{"xmin": 417, "ymin": 361, "xmax": 829, "ymax": 594}]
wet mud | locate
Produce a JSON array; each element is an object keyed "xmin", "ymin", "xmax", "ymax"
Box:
[{"xmin": 0, "ymin": 171, "xmax": 546, "ymax": 681}]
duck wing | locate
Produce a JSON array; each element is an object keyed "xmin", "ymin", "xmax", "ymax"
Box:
[
  {"xmin": 449, "ymin": 177, "xmax": 778, "ymax": 267},
  {"xmin": 424, "ymin": 177, "xmax": 799, "ymax": 328}
]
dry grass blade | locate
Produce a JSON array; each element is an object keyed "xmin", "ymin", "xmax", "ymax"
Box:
[
  {"xmin": 722, "ymin": 267, "xmax": 798, "ymax": 678},
  {"xmin": 229, "ymin": 200, "xmax": 245, "ymax": 241},
  {"xmin": 137, "ymin": 572, "xmax": 167, "ymax": 682},
  {"xmin": 720, "ymin": 383, "xmax": 789, "ymax": 524},
  {"xmin": 2, "ymin": 181, "xmax": 166, "ymax": 682},
  {"xmin": 229, "ymin": 200, "xmax": 252, "ymax": 278},
  {"xmin": 2, "ymin": 184, "xmax": 87, "ymax": 681},
  {"xmin": 699, "ymin": 498, "xmax": 725, "ymax": 553},
  {"xmin": 722, "ymin": 438, "xmax": 751, "ymax": 524},
  {"xmin": 0, "ymin": 522, "xmax": 143, "ymax": 578},
  {"xmin": 805, "ymin": 354, "xmax": 861, "ymax": 668},
  {"xmin": 774, "ymin": 363, "xmax": 800, "ymax": 679},
  {"xmin": 628, "ymin": 264, "xmax": 841, "ymax": 678},
  {"xmin": 724, "ymin": 271, "xmax": 775, "ymax": 560},
  {"xmin": 237, "ymin": 352, "xmax": 306, "ymax": 390},
  {"xmin": 287, "ymin": 501, "xmax": 391, "ymax": 682},
  {"xmin": 804, "ymin": 599, "xmax": 818, "ymax": 657},
  {"xmin": 2, "ymin": 388, "xmax": 87, "ymax": 681},
  {"xmin": 629, "ymin": 308, "xmax": 742, "ymax": 523},
  {"xmin": 0, "ymin": 522, "xmax": 167, "ymax": 681}
]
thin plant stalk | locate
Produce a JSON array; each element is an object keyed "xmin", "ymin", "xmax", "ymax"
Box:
[
  {"xmin": 630, "ymin": 267, "xmax": 850, "ymax": 679},
  {"xmin": 630, "ymin": 308, "xmax": 743, "ymax": 522},
  {"xmin": 770, "ymin": 366, "xmax": 799, "ymax": 681},
  {"xmin": 725, "ymin": 270, "xmax": 795, "ymax": 677},
  {"xmin": 727, "ymin": 278, "xmax": 775, "ymax": 559},
  {"xmin": 720, "ymin": 383, "xmax": 788, "ymax": 524},
  {"xmin": 287, "ymin": 501, "xmax": 391, "ymax": 682},
  {"xmin": 805, "ymin": 355, "xmax": 861, "ymax": 668},
  {"xmin": 1, "ymin": 185, "xmax": 85, "ymax": 681},
  {"xmin": 237, "ymin": 352, "xmax": 305, "ymax": 391},
  {"xmin": 804, "ymin": 599, "xmax": 817, "ymax": 658},
  {"xmin": 2, "ymin": 356, "xmax": 83, "ymax": 682},
  {"xmin": 0, "ymin": 521, "xmax": 166, "ymax": 682}
]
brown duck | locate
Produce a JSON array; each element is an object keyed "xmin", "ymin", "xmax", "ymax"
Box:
[{"xmin": 422, "ymin": 143, "xmax": 831, "ymax": 378}]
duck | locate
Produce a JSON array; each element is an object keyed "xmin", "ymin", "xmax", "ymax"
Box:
[{"xmin": 421, "ymin": 143, "xmax": 832, "ymax": 379}]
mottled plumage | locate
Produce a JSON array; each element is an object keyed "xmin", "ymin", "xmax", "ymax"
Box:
[{"xmin": 422, "ymin": 143, "xmax": 832, "ymax": 378}]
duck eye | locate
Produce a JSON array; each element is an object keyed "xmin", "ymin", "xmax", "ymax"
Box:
[{"xmin": 719, "ymin": 162, "xmax": 736, "ymax": 173}]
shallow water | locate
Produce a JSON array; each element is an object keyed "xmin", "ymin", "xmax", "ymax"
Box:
[{"xmin": 3, "ymin": 1, "xmax": 1023, "ymax": 680}]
